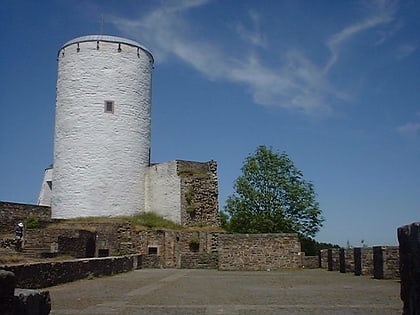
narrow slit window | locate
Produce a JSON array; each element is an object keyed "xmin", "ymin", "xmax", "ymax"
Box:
[{"xmin": 104, "ymin": 100, "xmax": 114, "ymax": 113}]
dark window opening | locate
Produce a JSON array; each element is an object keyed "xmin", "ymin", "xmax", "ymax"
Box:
[
  {"xmin": 148, "ymin": 246, "xmax": 158, "ymax": 255},
  {"xmin": 104, "ymin": 100, "xmax": 114, "ymax": 113}
]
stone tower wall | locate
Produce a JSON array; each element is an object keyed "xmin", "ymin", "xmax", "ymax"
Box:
[
  {"xmin": 178, "ymin": 160, "xmax": 219, "ymax": 227},
  {"xmin": 52, "ymin": 35, "xmax": 153, "ymax": 218}
]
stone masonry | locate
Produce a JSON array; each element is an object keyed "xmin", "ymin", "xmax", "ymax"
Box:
[
  {"xmin": 218, "ymin": 233, "xmax": 301, "ymax": 271},
  {"xmin": 398, "ymin": 222, "xmax": 420, "ymax": 315}
]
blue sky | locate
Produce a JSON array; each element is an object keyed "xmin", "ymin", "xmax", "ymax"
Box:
[{"xmin": 1, "ymin": 0, "xmax": 419, "ymax": 247}]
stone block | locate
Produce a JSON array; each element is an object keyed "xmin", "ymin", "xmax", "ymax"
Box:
[
  {"xmin": 14, "ymin": 289, "xmax": 51, "ymax": 315},
  {"xmin": 398, "ymin": 222, "xmax": 420, "ymax": 315},
  {"xmin": 0, "ymin": 270, "xmax": 16, "ymax": 315}
]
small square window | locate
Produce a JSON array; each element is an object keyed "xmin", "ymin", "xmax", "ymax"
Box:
[
  {"xmin": 104, "ymin": 100, "xmax": 114, "ymax": 113},
  {"xmin": 148, "ymin": 246, "xmax": 158, "ymax": 255}
]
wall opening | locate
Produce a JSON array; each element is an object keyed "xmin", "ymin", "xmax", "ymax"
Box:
[
  {"xmin": 148, "ymin": 246, "xmax": 158, "ymax": 255},
  {"xmin": 104, "ymin": 100, "xmax": 114, "ymax": 113}
]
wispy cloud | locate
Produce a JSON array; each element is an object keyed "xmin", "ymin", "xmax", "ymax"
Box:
[
  {"xmin": 324, "ymin": 0, "xmax": 397, "ymax": 73},
  {"xmin": 235, "ymin": 10, "xmax": 266, "ymax": 48},
  {"xmin": 109, "ymin": 0, "xmax": 398, "ymax": 115},
  {"xmin": 396, "ymin": 43, "xmax": 418, "ymax": 60},
  {"xmin": 397, "ymin": 122, "xmax": 420, "ymax": 136}
]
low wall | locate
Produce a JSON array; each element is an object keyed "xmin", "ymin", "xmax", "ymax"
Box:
[
  {"xmin": 373, "ymin": 246, "xmax": 399, "ymax": 280},
  {"xmin": 180, "ymin": 253, "xmax": 218, "ymax": 269},
  {"xmin": 302, "ymin": 255, "xmax": 319, "ymax": 269},
  {"xmin": 1, "ymin": 255, "xmax": 141, "ymax": 289},
  {"xmin": 320, "ymin": 249, "xmax": 328, "ymax": 269},
  {"xmin": 339, "ymin": 248, "xmax": 355, "ymax": 273},
  {"xmin": 218, "ymin": 233, "xmax": 301, "ymax": 271},
  {"xmin": 0, "ymin": 270, "xmax": 51, "ymax": 315},
  {"xmin": 327, "ymin": 248, "xmax": 340, "ymax": 271},
  {"xmin": 354, "ymin": 247, "xmax": 374, "ymax": 276}
]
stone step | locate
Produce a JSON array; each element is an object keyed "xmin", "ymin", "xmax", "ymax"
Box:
[{"xmin": 21, "ymin": 248, "xmax": 51, "ymax": 258}]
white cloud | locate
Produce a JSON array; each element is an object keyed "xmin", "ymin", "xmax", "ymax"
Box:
[
  {"xmin": 235, "ymin": 10, "xmax": 266, "ymax": 48},
  {"xmin": 397, "ymin": 122, "xmax": 420, "ymax": 136},
  {"xmin": 109, "ymin": 0, "xmax": 397, "ymax": 115},
  {"xmin": 324, "ymin": 0, "xmax": 397, "ymax": 73},
  {"xmin": 396, "ymin": 43, "xmax": 418, "ymax": 60}
]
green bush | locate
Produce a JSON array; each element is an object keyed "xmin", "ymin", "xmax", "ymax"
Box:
[{"xmin": 26, "ymin": 215, "xmax": 40, "ymax": 229}]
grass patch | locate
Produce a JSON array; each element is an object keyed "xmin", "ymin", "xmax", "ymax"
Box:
[
  {"xmin": 48, "ymin": 212, "xmax": 182, "ymax": 231},
  {"xmin": 0, "ymin": 254, "xmax": 26, "ymax": 264},
  {"xmin": 124, "ymin": 212, "xmax": 182, "ymax": 230}
]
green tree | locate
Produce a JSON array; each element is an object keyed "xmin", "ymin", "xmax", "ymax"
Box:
[{"xmin": 224, "ymin": 145, "xmax": 324, "ymax": 238}]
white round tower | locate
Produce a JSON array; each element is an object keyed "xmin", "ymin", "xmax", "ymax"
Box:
[{"xmin": 52, "ymin": 35, "xmax": 154, "ymax": 218}]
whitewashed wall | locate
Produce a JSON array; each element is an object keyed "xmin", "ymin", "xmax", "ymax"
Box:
[
  {"xmin": 37, "ymin": 167, "xmax": 53, "ymax": 206},
  {"xmin": 52, "ymin": 35, "xmax": 153, "ymax": 218},
  {"xmin": 145, "ymin": 161, "xmax": 181, "ymax": 223}
]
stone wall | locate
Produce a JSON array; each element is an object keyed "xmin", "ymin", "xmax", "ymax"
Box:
[
  {"xmin": 145, "ymin": 161, "xmax": 181, "ymax": 223},
  {"xmin": 144, "ymin": 160, "xmax": 220, "ymax": 227},
  {"xmin": 302, "ymin": 255, "xmax": 319, "ymax": 269},
  {"xmin": 1, "ymin": 255, "xmax": 141, "ymax": 289},
  {"xmin": 134, "ymin": 230, "xmax": 220, "ymax": 269},
  {"xmin": 339, "ymin": 248, "xmax": 355, "ymax": 273},
  {"xmin": 178, "ymin": 160, "xmax": 220, "ymax": 227},
  {"xmin": 0, "ymin": 270, "xmax": 51, "ymax": 315},
  {"xmin": 373, "ymin": 246, "xmax": 400, "ymax": 280},
  {"xmin": 327, "ymin": 248, "xmax": 340, "ymax": 271},
  {"xmin": 218, "ymin": 233, "xmax": 301, "ymax": 271},
  {"xmin": 0, "ymin": 202, "xmax": 51, "ymax": 235},
  {"xmin": 21, "ymin": 222, "xmax": 134, "ymax": 258},
  {"xmin": 398, "ymin": 222, "xmax": 420, "ymax": 314},
  {"xmin": 354, "ymin": 247, "xmax": 374, "ymax": 276},
  {"xmin": 180, "ymin": 253, "xmax": 219, "ymax": 269},
  {"xmin": 320, "ymin": 249, "xmax": 328, "ymax": 269}
]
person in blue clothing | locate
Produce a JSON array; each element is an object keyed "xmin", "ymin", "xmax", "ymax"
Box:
[{"xmin": 15, "ymin": 222, "xmax": 24, "ymax": 251}]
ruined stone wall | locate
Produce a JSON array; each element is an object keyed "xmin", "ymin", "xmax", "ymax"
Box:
[
  {"xmin": 373, "ymin": 246, "xmax": 400, "ymax": 280},
  {"xmin": 180, "ymin": 253, "xmax": 218, "ymax": 269},
  {"xmin": 361, "ymin": 247, "xmax": 374, "ymax": 276},
  {"xmin": 328, "ymin": 248, "xmax": 340, "ymax": 271},
  {"xmin": 0, "ymin": 202, "xmax": 51, "ymax": 235},
  {"xmin": 134, "ymin": 231, "xmax": 220, "ymax": 268},
  {"xmin": 339, "ymin": 248, "xmax": 355, "ymax": 273},
  {"xmin": 302, "ymin": 255, "xmax": 319, "ymax": 269},
  {"xmin": 1, "ymin": 255, "xmax": 141, "ymax": 289},
  {"xmin": 218, "ymin": 233, "xmax": 301, "ymax": 271},
  {"xmin": 178, "ymin": 160, "xmax": 219, "ymax": 227},
  {"xmin": 21, "ymin": 222, "xmax": 133, "ymax": 258},
  {"xmin": 320, "ymin": 249, "xmax": 328, "ymax": 269}
]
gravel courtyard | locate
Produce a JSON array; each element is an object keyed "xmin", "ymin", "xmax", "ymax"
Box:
[{"xmin": 48, "ymin": 268, "xmax": 402, "ymax": 315}]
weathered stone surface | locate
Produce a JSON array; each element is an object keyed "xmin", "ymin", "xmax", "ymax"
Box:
[
  {"xmin": 0, "ymin": 270, "xmax": 16, "ymax": 315},
  {"xmin": 320, "ymin": 249, "xmax": 328, "ymax": 269},
  {"xmin": 2, "ymin": 255, "xmax": 140, "ymax": 289},
  {"xmin": 354, "ymin": 247, "xmax": 373, "ymax": 276},
  {"xmin": 327, "ymin": 248, "xmax": 340, "ymax": 271},
  {"xmin": 302, "ymin": 255, "xmax": 319, "ymax": 269},
  {"xmin": 398, "ymin": 222, "xmax": 420, "ymax": 315},
  {"xmin": 14, "ymin": 289, "xmax": 51, "ymax": 315},
  {"xmin": 373, "ymin": 246, "xmax": 399, "ymax": 280},
  {"xmin": 0, "ymin": 201, "xmax": 51, "ymax": 235},
  {"xmin": 180, "ymin": 253, "xmax": 218, "ymax": 269},
  {"xmin": 339, "ymin": 248, "xmax": 355, "ymax": 273},
  {"xmin": 218, "ymin": 233, "xmax": 301, "ymax": 271},
  {"xmin": 179, "ymin": 160, "xmax": 220, "ymax": 227}
]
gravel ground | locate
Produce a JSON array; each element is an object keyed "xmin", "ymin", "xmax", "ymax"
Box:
[{"xmin": 47, "ymin": 268, "xmax": 402, "ymax": 315}]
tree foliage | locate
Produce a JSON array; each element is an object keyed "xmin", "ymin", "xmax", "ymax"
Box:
[{"xmin": 224, "ymin": 145, "xmax": 324, "ymax": 238}]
